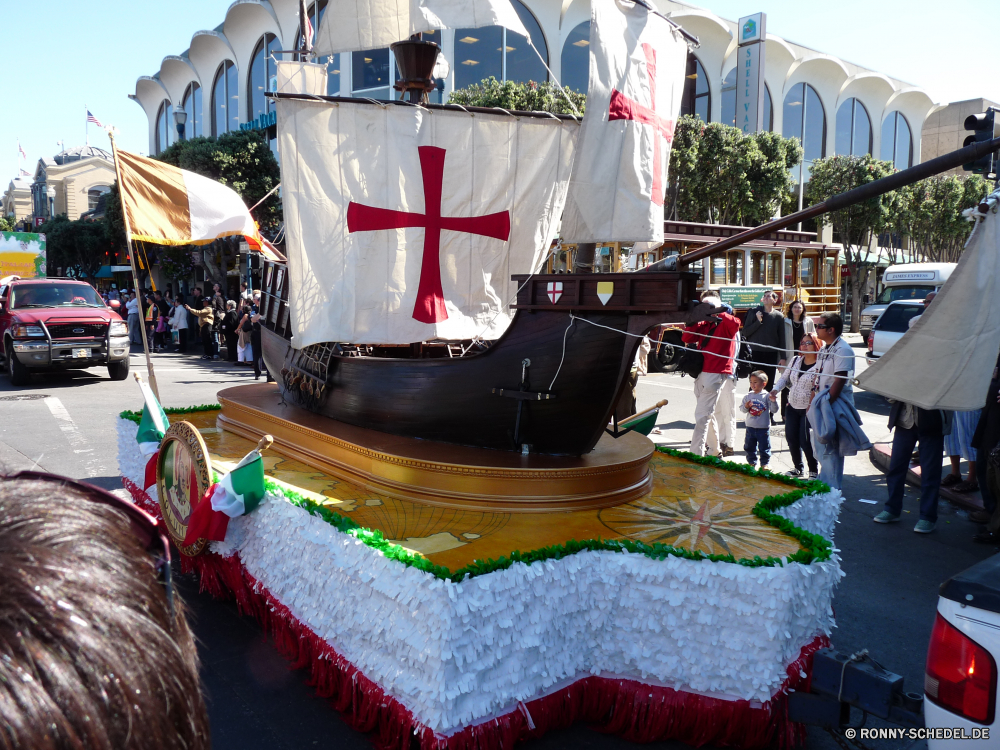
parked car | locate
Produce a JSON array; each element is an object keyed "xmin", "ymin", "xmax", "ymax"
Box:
[
  {"xmin": 865, "ymin": 300, "xmax": 926, "ymax": 365},
  {"xmin": 925, "ymin": 553, "xmax": 1000, "ymax": 747},
  {"xmin": 0, "ymin": 276, "xmax": 130, "ymax": 385},
  {"xmin": 860, "ymin": 263, "xmax": 955, "ymax": 340}
]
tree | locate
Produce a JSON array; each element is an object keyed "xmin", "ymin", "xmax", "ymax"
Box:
[
  {"xmin": 667, "ymin": 116, "xmax": 802, "ymax": 226},
  {"xmin": 807, "ymin": 154, "xmax": 895, "ymax": 333},
  {"xmin": 36, "ymin": 215, "xmax": 108, "ymax": 283},
  {"xmin": 448, "ymin": 77, "xmax": 586, "ymax": 115},
  {"xmin": 907, "ymin": 174, "xmax": 990, "ymax": 263},
  {"xmin": 0, "ymin": 216, "xmax": 14, "ymax": 232}
]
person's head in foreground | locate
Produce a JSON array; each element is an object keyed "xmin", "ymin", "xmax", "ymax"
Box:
[
  {"xmin": 816, "ymin": 313, "xmax": 843, "ymax": 343},
  {"xmin": 0, "ymin": 474, "xmax": 209, "ymax": 749},
  {"xmin": 749, "ymin": 371, "xmax": 768, "ymax": 393}
]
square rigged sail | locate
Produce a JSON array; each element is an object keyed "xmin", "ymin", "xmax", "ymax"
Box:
[{"xmin": 277, "ymin": 98, "xmax": 578, "ymax": 346}]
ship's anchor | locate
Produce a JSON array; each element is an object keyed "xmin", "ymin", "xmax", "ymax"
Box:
[{"xmin": 492, "ymin": 358, "xmax": 556, "ymax": 453}]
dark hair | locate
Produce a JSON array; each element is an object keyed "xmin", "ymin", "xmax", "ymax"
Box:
[
  {"xmin": 0, "ymin": 478, "xmax": 210, "ymax": 749},
  {"xmin": 785, "ymin": 299, "xmax": 805, "ymax": 321},
  {"xmin": 820, "ymin": 312, "xmax": 844, "ymax": 337}
]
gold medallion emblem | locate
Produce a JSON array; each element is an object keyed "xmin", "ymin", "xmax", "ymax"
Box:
[{"xmin": 156, "ymin": 421, "xmax": 213, "ymax": 556}]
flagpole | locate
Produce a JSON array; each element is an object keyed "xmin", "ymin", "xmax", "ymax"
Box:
[{"xmin": 107, "ymin": 128, "xmax": 161, "ymax": 401}]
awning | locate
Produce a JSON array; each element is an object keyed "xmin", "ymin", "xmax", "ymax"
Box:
[{"xmin": 95, "ymin": 265, "xmax": 132, "ymax": 278}]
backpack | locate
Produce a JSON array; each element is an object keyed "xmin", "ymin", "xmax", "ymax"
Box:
[
  {"xmin": 734, "ymin": 341, "xmax": 754, "ymax": 380},
  {"xmin": 677, "ymin": 322, "xmax": 718, "ymax": 379}
]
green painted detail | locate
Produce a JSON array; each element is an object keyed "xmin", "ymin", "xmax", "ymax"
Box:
[{"xmin": 119, "ymin": 403, "xmax": 222, "ymax": 425}]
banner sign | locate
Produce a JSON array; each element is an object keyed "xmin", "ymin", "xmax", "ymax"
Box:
[
  {"xmin": 719, "ymin": 286, "xmax": 766, "ymax": 308},
  {"xmin": 0, "ymin": 231, "xmax": 46, "ymax": 279},
  {"xmin": 735, "ymin": 13, "xmax": 766, "ymax": 134}
]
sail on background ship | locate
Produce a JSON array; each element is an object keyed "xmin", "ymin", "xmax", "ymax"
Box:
[{"xmin": 260, "ymin": 0, "xmax": 700, "ymax": 455}]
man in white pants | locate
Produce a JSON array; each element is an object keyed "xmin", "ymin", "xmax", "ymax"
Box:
[
  {"xmin": 682, "ymin": 291, "xmax": 740, "ymax": 456},
  {"xmin": 707, "ymin": 335, "xmax": 739, "ymax": 458}
]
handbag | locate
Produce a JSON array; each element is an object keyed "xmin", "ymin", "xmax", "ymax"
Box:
[
  {"xmin": 734, "ymin": 341, "xmax": 754, "ymax": 380},
  {"xmin": 677, "ymin": 322, "xmax": 719, "ymax": 379}
]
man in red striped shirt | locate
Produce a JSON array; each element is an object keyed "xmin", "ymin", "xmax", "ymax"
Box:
[{"xmin": 682, "ymin": 290, "xmax": 741, "ymax": 456}]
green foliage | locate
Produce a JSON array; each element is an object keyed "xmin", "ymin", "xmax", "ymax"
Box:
[
  {"xmin": 668, "ymin": 116, "xmax": 802, "ymax": 226},
  {"xmin": 448, "ymin": 77, "xmax": 586, "ymax": 115},
  {"xmin": 103, "ymin": 182, "xmax": 126, "ymax": 255},
  {"xmin": 903, "ymin": 174, "xmax": 990, "ymax": 263},
  {"xmin": 156, "ymin": 129, "xmax": 281, "ymax": 231},
  {"xmin": 35, "ymin": 214, "xmax": 108, "ymax": 282},
  {"xmin": 159, "ymin": 245, "xmax": 197, "ymax": 282},
  {"xmin": 807, "ymin": 154, "xmax": 896, "ymax": 331},
  {"xmin": 119, "ymin": 404, "xmax": 222, "ymax": 424},
  {"xmin": 0, "ymin": 216, "xmax": 14, "ymax": 232}
]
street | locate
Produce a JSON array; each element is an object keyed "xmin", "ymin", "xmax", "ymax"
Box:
[{"xmin": 0, "ymin": 341, "xmax": 994, "ymax": 750}]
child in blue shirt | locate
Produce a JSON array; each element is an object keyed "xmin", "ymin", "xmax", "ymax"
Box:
[{"xmin": 741, "ymin": 370, "xmax": 779, "ymax": 469}]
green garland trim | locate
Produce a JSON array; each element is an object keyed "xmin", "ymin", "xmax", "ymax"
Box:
[
  {"xmin": 119, "ymin": 404, "xmax": 222, "ymax": 425},
  {"xmin": 257, "ymin": 449, "xmax": 835, "ymax": 583}
]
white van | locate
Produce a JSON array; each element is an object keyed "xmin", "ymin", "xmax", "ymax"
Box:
[{"xmin": 859, "ymin": 262, "xmax": 956, "ymax": 338}]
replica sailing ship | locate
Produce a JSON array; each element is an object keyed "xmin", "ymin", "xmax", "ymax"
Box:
[{"xmin": 258, "ymin": 0, "xmax": 700, "ymax": 456}]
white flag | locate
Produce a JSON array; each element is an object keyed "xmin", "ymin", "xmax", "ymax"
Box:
[
  {"xmin": 277, "ymin": 98, "xmax": 578, "ymax": 347},
  {"xmin": 560, "ymin": 0, "xmax": 687, "ymax": 243},
  {"xmin": 315, "ymin": 0, "xmax": 529, "ymax": 56}
]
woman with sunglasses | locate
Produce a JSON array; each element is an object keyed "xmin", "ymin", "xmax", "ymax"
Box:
[
  {"xmin": 770, "ymin": 333, "xmax": 822, "ymax": 478},
  {"xmin": 0, "ymin": 473, "xmax": 210, "ymax": 749}
]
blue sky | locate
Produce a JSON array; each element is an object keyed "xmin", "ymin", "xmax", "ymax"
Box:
[{"xmin": 2, "ymin": 0, "xmax": 997, "ymax": 187}]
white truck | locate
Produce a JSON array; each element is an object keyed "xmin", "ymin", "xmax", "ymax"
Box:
[{"xmin": 860, "ymin": 263, "xmax": 956, "ymax": 340}]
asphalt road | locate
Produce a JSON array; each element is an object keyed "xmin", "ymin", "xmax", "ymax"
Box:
[{"xmin": 0, "ymin": 340, "xmax": 992, "ymax": 750}]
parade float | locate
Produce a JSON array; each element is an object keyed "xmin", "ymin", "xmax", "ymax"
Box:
[{"xmin": 110, "ymin": 0, "xmax": 1000, "ymax": 745}]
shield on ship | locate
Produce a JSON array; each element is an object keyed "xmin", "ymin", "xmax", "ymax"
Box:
[{"xmin": 547, "ymin": 281, "xmax": 563, "ymax": 304}]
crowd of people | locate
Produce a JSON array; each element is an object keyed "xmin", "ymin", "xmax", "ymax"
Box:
[
  {"xmin": 100, "ymin": 280, "xmax": 271, "ymax": 381},
  {"xmin": 679, "ymin": 290, "xmax": 999, "ymax": 538}
]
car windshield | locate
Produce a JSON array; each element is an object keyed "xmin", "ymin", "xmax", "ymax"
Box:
[
  {"xmin": 11, "ymin": 283, "xmax": 105, "ymax": 309},
  {"xmin": 876, "ymin": 285, "xmax": 935, "ymax": 304},
  {"xmin": 875, "ymin": 303, "xmax": 925, "ymax": 333}
]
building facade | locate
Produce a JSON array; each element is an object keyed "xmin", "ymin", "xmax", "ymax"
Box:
[
  {"xmin": 133, "ymin": 0, "xmax": 940, "ymax": 186},
  {"xmin": 27, "ymin": 146, "xmax": 117, "ymax": 226},
  {"xmin": 921, "ymin": 97, "xmax": 1000, "ymax": 176},
  {"xmin": 2, "ymin": 178, "xmax": 32, "ymax": 225}
]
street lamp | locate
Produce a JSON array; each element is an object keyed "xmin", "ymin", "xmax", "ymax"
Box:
[
  {"xmin": 174, "ymin": 106, "xmax": 188, "ymax": 141},
  {"xmin": 46, "ymin": 186, "xmax": 56, "ymax": 219}
]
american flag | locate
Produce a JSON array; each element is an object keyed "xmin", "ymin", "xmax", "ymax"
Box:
[
  {"xmin": 87, "ymin": 110, "xmax": 103, "ymax": 127},
  {"xmin": 18, "ymin": 141, "xmax": 26, "ymax": 159},
  {"xmin": 299, "ymin": 0, "xmax": 314, "ymax": 51},
  {"xmin": 19, "ymin": 169, "xmax": 29, "ymax": 177}
]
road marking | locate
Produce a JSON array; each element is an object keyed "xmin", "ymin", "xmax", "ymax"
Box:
[
  {"xmin": 640, "ymin": 380, "xmax": 693, "ymax": 392},
  {"xmin": 43, "ymin": 396, "xmax": 104, "ymax": 477}
]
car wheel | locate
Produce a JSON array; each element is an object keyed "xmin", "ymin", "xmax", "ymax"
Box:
[
  {"xmin": 651, "ymin": 329, "xmax": 684, "ymax": 373},
  {"xmin": 6, "ymin": 342, "xmax": 30, "ymax": 386},
  {"xmin": 108, "ymin": 357, "xmax": 130, "ymax": 381}
]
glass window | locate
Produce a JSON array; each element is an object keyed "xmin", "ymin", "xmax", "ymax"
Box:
[
  {"xmin": 249, "ymin": 33, "xmax": 279, "ymax": 121},
  {"xmin": 875, "ymin": 284, "xmax": 935, "ymax": 304},
  {"xmin": 505, "ymin": 1, "xmax": 547, "ymax": 84},
  {"xmin": 784, "ymin": 257, "xmax": 794, "ymax": 286},
  {"xmin": 874, "ymin": 303, "xmax": 924, "ymax": 332},
  {"xmin": 767, "ymin": 253, "xmax": 781, "ymax": 285},
  {"xmin": 680, "ymin": 54, "xmax": 710, "ymax": 122},
  {"xmin": 711, "ymin": 257, "xmax": 726, "ymax": 285},
  {"xmin": 721, "ymin": 68, "xmax": 772, "ymax": 131},
  {"xmin": 87, "ymin": 186, "xmax": 110, "ymax": 212},
  {"xmin": 212, "ymin": 60, "xmax": 238, "ymax": 136},
  {"xmin": 561, "ymin": 21, "xmax": 590, "ymax": 94},
  {"xmin": 727, "ymin": 252, "xmax": 743, "ymax": 284},
  {"xmin": 182, "ymin": 82, "xmax": 202, "ymax": 138},
  {"xmin": 799, "ymin": 257, "xmax": 815, "ymax": 285},
  {"xmin": 835, "ymin": 97, "xmax": 872, "ymax": 156},
  {"xmin": 155, "ymin": 100, "xmax": 174, "ymax": 154},
  {"xmin": 750, "ymin": 252, "xmax": 765, "ymax": 284},
  {"xmin": 783, "ymin": 82, "xmax": 826, "ymax": 188},
  {"xmin": 823, "ymin": 256, "xmax": 836, "ymax": 285},
  {"xmin": 880, "ymin": 111, "xmax": 912, "ymax": 170},
  {"xmin": 353, "ymin": 47, "xmax": 393, "ymax": 97}
]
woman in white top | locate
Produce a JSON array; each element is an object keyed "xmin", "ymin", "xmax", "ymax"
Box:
[
  {"xmin": 168, "ymin": 300, "xmax": 188, "ymax": 353},
  {"xmin": 778, "ymin": 300, "xmax": 817, "ymax": 421},
  {"xmin": 770, "ymin": 333, "xmax": 822, "ymax": 478}
]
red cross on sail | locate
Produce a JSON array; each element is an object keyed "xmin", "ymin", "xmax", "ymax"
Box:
[
  {"xmin": 347, "ymin": 146, "xmax": 511, "ymax": 324},
  {"xmin": 608, "ymin": 43, "xmax": 675, "ymax": 207}
]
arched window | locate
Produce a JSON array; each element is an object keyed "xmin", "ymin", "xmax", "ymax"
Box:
[
  {"xmin": 212, "ymin": 60, "xmax": 239, "ymax": 137},
  {"xmin": 454, "ymin": 0, "xmax": 547, "ymax": 90},
  {"xmin": 835, "ymin": 97, "xmax": 872, "ymax": 156},
  {"xmin": 680, "ymin": 54, "xmax": 710, "ymax": 122},
  {"xmin": 249, "ymin": 33, "xmax": 280, "ymax": 121},
  {"xmin": 880, "ymin": 111, "xmax": 912, "ymax": 170},
  {"xmin": 182, "ymin": 82, "xmax": 202, "ymax": 139},
  {"xmin": 561, "ymin": 21, "xmax": 590, "ymax": 94},
  {"xmin": 87, "ymin": 186, "xmax": 110, "ymax": 213},
  {"xmin": 721, "ymin": 68, "xmax": 773, "ymax": 131},
  {"xmin": 782, "ymin": 82, "xmax": 826, "ymax": 186},
  {"xmin": 155, "ymin": 100, "xmax": 174, "ymax": 155},
  {"xmin": 297, "ymin": 0, "xmax": 340, "ymax": 95}
]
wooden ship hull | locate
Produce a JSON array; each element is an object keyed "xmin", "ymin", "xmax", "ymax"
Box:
[{"xmin": 258, "ymin": 261, "xmax": 698, "ymax": 456}]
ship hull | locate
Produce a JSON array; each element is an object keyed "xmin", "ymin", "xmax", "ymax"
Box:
[{"xmin": 259, "ymin": 268, "xmax": 697, "ymax": 455}]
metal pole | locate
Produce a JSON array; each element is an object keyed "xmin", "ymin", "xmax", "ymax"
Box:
[
  {"xmin": 676, "ymin": 134, "xmax": 1000, "ymax": 268},
  {"xmin": 107, "ymin": 130, "xmax": 161, "ymax": 400}
]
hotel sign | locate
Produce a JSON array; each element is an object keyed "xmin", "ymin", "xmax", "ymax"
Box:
[
  {"xmin": 735, "ymin": 13, "xmax": 766, "ymax": 135},
  {"xmin": 240, "ymin": 110, "xmax": 277, "ymax": 133}
]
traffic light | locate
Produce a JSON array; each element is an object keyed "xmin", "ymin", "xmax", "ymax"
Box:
[{"xmin": 963, "ymin": 110, "xmax": 997, "ymax": 174}]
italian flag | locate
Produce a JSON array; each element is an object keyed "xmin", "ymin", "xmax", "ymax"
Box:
[
  {"xmin": 115, "ymin": 149, "xmax": 279, "ymax": 258},
  {"xmin": 136, "ymin": 377, "xmax": 169, "ymax": 490}
]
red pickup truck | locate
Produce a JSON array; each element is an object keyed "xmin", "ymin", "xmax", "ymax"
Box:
[{"xmin": 0, "ymin": 276, "xmax": 131, "ymax": 386}]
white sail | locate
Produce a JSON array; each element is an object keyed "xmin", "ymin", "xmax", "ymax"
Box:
[
  {"xmin": 857, "ymin": 190, "xmax": 1000, "ymax": 410},
  {"xmin": 560, "ymin": 0, "xmax": 687, "ymax": 243},
  {"xmin": 314, "ymin": 0, "xmax": 529, "ymax": 56},
  {"xmin": 277, "ymin": 98, "xmax": 578, "ymax": 347}
]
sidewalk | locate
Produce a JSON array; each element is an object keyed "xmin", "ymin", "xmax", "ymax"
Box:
[{"xmin": 868, "ymin": 442, "xmax": 984, "ymax": 512}]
